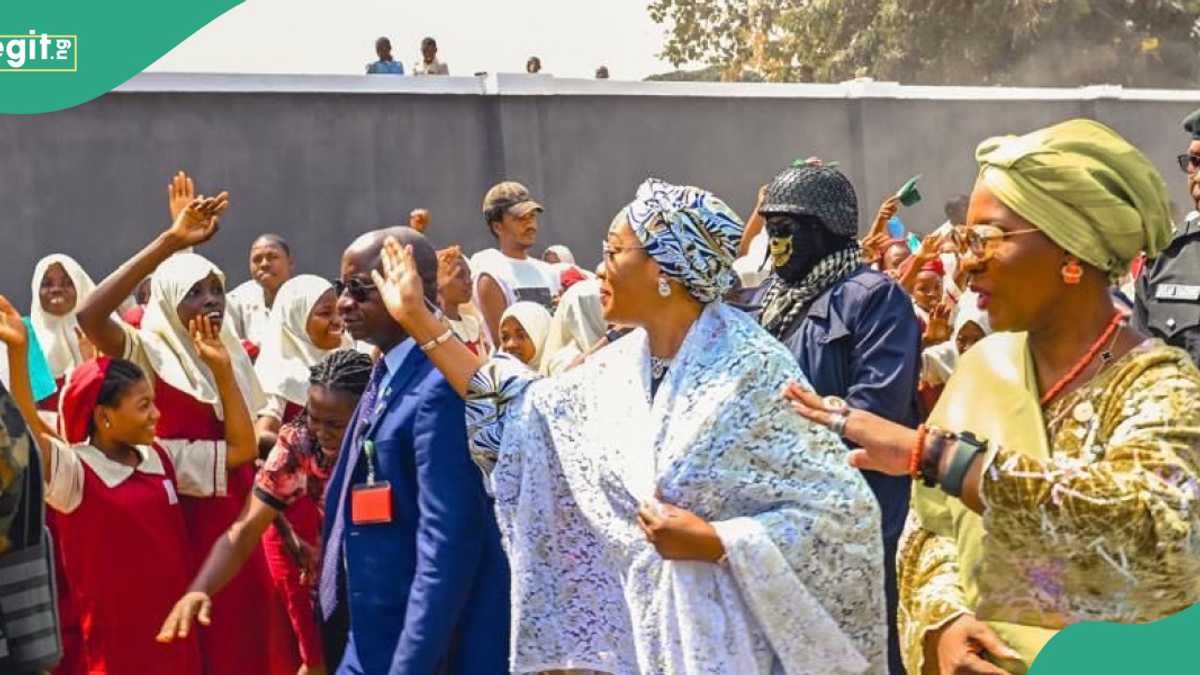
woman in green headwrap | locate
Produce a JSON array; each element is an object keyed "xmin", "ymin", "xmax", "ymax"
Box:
[{"xmin": 788, "ymin": 119, "xmax": 1200, "ymax": 675}]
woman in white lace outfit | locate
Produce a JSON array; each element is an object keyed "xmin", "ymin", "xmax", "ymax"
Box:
[{"xmin": 370, "ymin": 178, "xmax": 888, "ymax": 674}]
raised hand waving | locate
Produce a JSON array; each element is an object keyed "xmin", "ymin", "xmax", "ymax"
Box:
[{"xmin": 167, "ymin": 190, "xmax": 229, "ymax": 249}]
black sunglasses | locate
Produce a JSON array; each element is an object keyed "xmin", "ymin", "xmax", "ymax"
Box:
[
  {"xmin": 332, "ymin": 277, "xmax": 377, "ymax": 302},
  {"xmin": 1177, "ymin": 153, "xmax": 1200, "ymax": 173}
]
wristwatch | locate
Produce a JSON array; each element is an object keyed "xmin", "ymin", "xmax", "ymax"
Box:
[{"xmin": 940, "ymin": 431, "xmax": 988, "ymax": 498}]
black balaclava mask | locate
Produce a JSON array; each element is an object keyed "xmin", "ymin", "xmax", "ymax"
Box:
[{"xmin": 766, "ymin": 213, "xmax": 855, "ymax": 285}]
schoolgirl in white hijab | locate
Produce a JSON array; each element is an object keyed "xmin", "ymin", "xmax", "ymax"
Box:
[
  {"xmin": 29, "ymin": 254, "xmax": 95, "ymax": 380},
  {"xmin": 254, "ymin": 274, "xmax": 349, "ymax": 428}
]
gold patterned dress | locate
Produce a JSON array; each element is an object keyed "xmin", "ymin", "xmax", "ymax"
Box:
[{"xmin": 898, "ymin": 334, "xmax": 1200, "ymax": 674}]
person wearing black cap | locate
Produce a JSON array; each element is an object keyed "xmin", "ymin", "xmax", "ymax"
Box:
[
  {"xmin": 743, "ymin": 163, "xmax": 920, "ymax": 675},
  {"xmin": 1134, "ymin": 109, "xmax": 1200, "ymax": 367}
]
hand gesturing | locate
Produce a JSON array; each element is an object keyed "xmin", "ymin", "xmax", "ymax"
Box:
[
  {"xmin": 923, "ymin": 301, "xmax": 954, "ymax": 346},
  {"xmin": 370, "ymin": 236, "xmax": 428, "ymax": 327},
  {"xmin": 167, "ymin": 191, "xmax": 229, "ymax": 249},
  {"xmin": 189, "ymin": 315, "xmax": 229, "ymax": 369},
  {"xmin": 168, "ymin": 170, "xmax": 197, "ymax": 222},
  {"xmin": 0, "ymin": 295, "xmax": 27, "ymax": 349}
]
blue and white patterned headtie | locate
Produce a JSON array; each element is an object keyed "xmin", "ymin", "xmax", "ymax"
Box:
[{"xmin": 624, "ymin": 177, "xmax": 745, "ymax": 304}]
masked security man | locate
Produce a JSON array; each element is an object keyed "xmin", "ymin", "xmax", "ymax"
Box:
[
  {"xmin": 745, "ymin": 164, "xmax": 920, "ymax": 675},
  {"xmin": 1134, "ymin": 108, "xmax": 1200, "ymax": 367}
]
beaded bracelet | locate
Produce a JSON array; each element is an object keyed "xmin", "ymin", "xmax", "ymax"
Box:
[{"xmin": 909, "ymin": 424, "xmax": 927, "ymax": 479}]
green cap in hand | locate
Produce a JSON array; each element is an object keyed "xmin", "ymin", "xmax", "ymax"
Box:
[{"xmin": 896, "ymin": 174, "xmax": 922, "ymax": 207}]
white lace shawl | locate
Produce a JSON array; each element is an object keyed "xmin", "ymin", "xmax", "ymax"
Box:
[{"xmin": 468, "ymin": 303, "xmax": 888, "ymax": 674}]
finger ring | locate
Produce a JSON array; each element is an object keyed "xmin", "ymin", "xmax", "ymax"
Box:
[
  {"xmin": 829, "ymin": 412, "xmax": 848, "ymax": 437},
  {"xmin": 822, "ymin": 395, "xmax": 849, "ymax": 413}
]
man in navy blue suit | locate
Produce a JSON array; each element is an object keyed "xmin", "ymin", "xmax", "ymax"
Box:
[{"xmin": 319, "ymin": 226, "xmax": 509, "ymax": 675}]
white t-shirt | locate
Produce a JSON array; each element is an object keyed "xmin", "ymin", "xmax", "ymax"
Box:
[
  {"xmin": 226, "ymin": 280, "xmax": 271, "ymax": 347},
  {"xmin": 470, "ymin": 248, "xmax": 561, "ymax": 340}
]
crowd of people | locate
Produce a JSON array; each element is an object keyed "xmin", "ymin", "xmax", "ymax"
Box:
[
  {"xmin": 1, "ymin": 110, "xmax": 1199, "ymax": 675},
  {"xmin": 363, "ymin": 35, "xmax": 610, "ymax": 79}
]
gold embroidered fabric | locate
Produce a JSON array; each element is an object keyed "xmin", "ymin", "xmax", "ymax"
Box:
[
  {"xmin": 897, "ymin": 514, "xmax": 970, "ymax": 674},
  {"xmin": 978, "ymin": 342, "xmax": 1200, "ymax": 627},
  {"xmin": 898, "ymin": 339, "xmax": 1200, "ymax": 674}
]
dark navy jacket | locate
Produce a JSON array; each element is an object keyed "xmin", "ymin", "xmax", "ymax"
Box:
[
  {"xmin": 1136, "ymin": 213, "xmax": 1200, "ymax": 368},
  {"xmin": 322, "ymin": 340, "xmax": 509, "ymax": 675},
  {"xmin": 743, "ymin": 265, "xmax": 920, "ymax": 542}
]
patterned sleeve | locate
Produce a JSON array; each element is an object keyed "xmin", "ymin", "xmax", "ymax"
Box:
[
  {"xmin": 980, "ymin": 358, "xmax": 1200, "ymax": 575},
  {"xmin": 463, "ymin": 352, "xmax": 537, "ymax": 476},
  {"xmin": 253, "ymin": 422, "xmax": 311, "ymax": 511},
  {"xmin": 0, "ymin": 387, "xmax": 31, "ymax": 554},
  {"xmin": 896, "ymin": 510, "xmax": 970, "ymax": 675}
]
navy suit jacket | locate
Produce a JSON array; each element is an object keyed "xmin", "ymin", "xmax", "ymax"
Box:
[{"xmin": 322, "ymin": 340, "xmax": 510, "ymax": 675}]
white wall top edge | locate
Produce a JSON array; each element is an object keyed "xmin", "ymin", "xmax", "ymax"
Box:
[{"xmin": 114, "ymin": 72, "xmax": 1200, "ymax": 102}]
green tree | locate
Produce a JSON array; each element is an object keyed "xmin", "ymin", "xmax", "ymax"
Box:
[{"xmin": 647, "ymin": 0, "xmax": 1200, "ymax": 87}]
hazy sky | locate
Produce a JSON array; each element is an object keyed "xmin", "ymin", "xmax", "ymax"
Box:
[{"xmin": 147, "ymin": 0, "xmax": 677, "ymax": 80}]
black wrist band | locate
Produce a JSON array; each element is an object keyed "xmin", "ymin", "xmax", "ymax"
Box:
[
  {"xmin": 941, "ymin": 431, "xmax": 988, "ymax": 498},
  {"xmin": 920, "ymin": 429, "xmax": 954, "ymax": 488}
]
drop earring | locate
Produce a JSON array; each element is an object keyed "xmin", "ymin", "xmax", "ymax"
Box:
[
  {"xmin": 657, "ymin": 277, "xmax": 672, "ymax": 298},
  {"xmin": 103, "ymin": 419, "xmax": 111, "ymax": 429},
  {"xmin": 1061, "ymin": 258, "xmax": 1083, "ymax": 285}
]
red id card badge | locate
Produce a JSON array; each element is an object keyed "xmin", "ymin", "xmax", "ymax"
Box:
[{"xmin": 351, "ymin": 481, "xmax": 393, "ymax": 525}]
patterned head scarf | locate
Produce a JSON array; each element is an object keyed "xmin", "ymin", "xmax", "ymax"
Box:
[
  {"xmin": 623, "ymin": 177, "xmax": 745, "ymax": 304},
  {"xmin": 975, "ymin": 119, "xmax": 1172, "ymax": 279}
]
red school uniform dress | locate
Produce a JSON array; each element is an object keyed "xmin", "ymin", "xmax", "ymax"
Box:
[
  {"xmin": 253, "ymin": 420, "xmax": 340, "ymax": 672},
  {"xmin": 120, "ymin": 251, "xmax": 294, "ymax": 674},
  {"xmin": 153, "ymin": 379, "xmax": 290, "ymax": 675},
  {"xmin": 44, "ymin": 441, "xmax": 203, "ymax": 675}
]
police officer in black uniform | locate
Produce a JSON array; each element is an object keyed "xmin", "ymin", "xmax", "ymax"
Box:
[{"xmin": 1135, "ymin": 108, "xmax": 1200, "ymax": 367}]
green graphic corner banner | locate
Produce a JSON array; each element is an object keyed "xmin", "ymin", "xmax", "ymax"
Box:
[
  {"xmin": 1030, "ymin": 603, "xmax": 1200, "ymax": 673},
  {"xmin": 0, "ymin": 1, "xmax": 243, "ymax": 114}
]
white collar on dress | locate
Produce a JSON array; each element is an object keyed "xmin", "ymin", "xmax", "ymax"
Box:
[{"xmin": 73, "ymin": 443, "xmax": 164, "ymax": 488}]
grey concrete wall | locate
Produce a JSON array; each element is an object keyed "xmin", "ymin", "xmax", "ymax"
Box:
[{"xmin": 1, "ymin": 74, "xmax": 1196, "ymax": 310}]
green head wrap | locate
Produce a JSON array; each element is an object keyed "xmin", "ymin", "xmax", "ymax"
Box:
[{"xmin": 975, "ymin": 118, "xmax": 1172, "ymax": 279}]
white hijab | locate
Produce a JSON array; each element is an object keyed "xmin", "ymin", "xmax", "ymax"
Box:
[
  {"xmin": 29, "ymin": 255, "xmax": 95, "ymax": 378},
  {"xmin": 545, "ymin": 244, "xmax": 576, "ymax": 265},
  {"xmin": 499, "ymin": 301, "xmax": 552, "ymax": 370},
  {"xmin": 541, "ymin": 279, "xmax": 605, "ymax": 376},
  {"xmin": 921, "ymin": 291, "xmax": 993, "ymax": 387},
  {"xmin": 141, "ymin": 253, "xmax": 264, "ymax": 418},
  {"xmin": 254, "ymin": 275, "xmax": 348, "ymax": 406}
]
